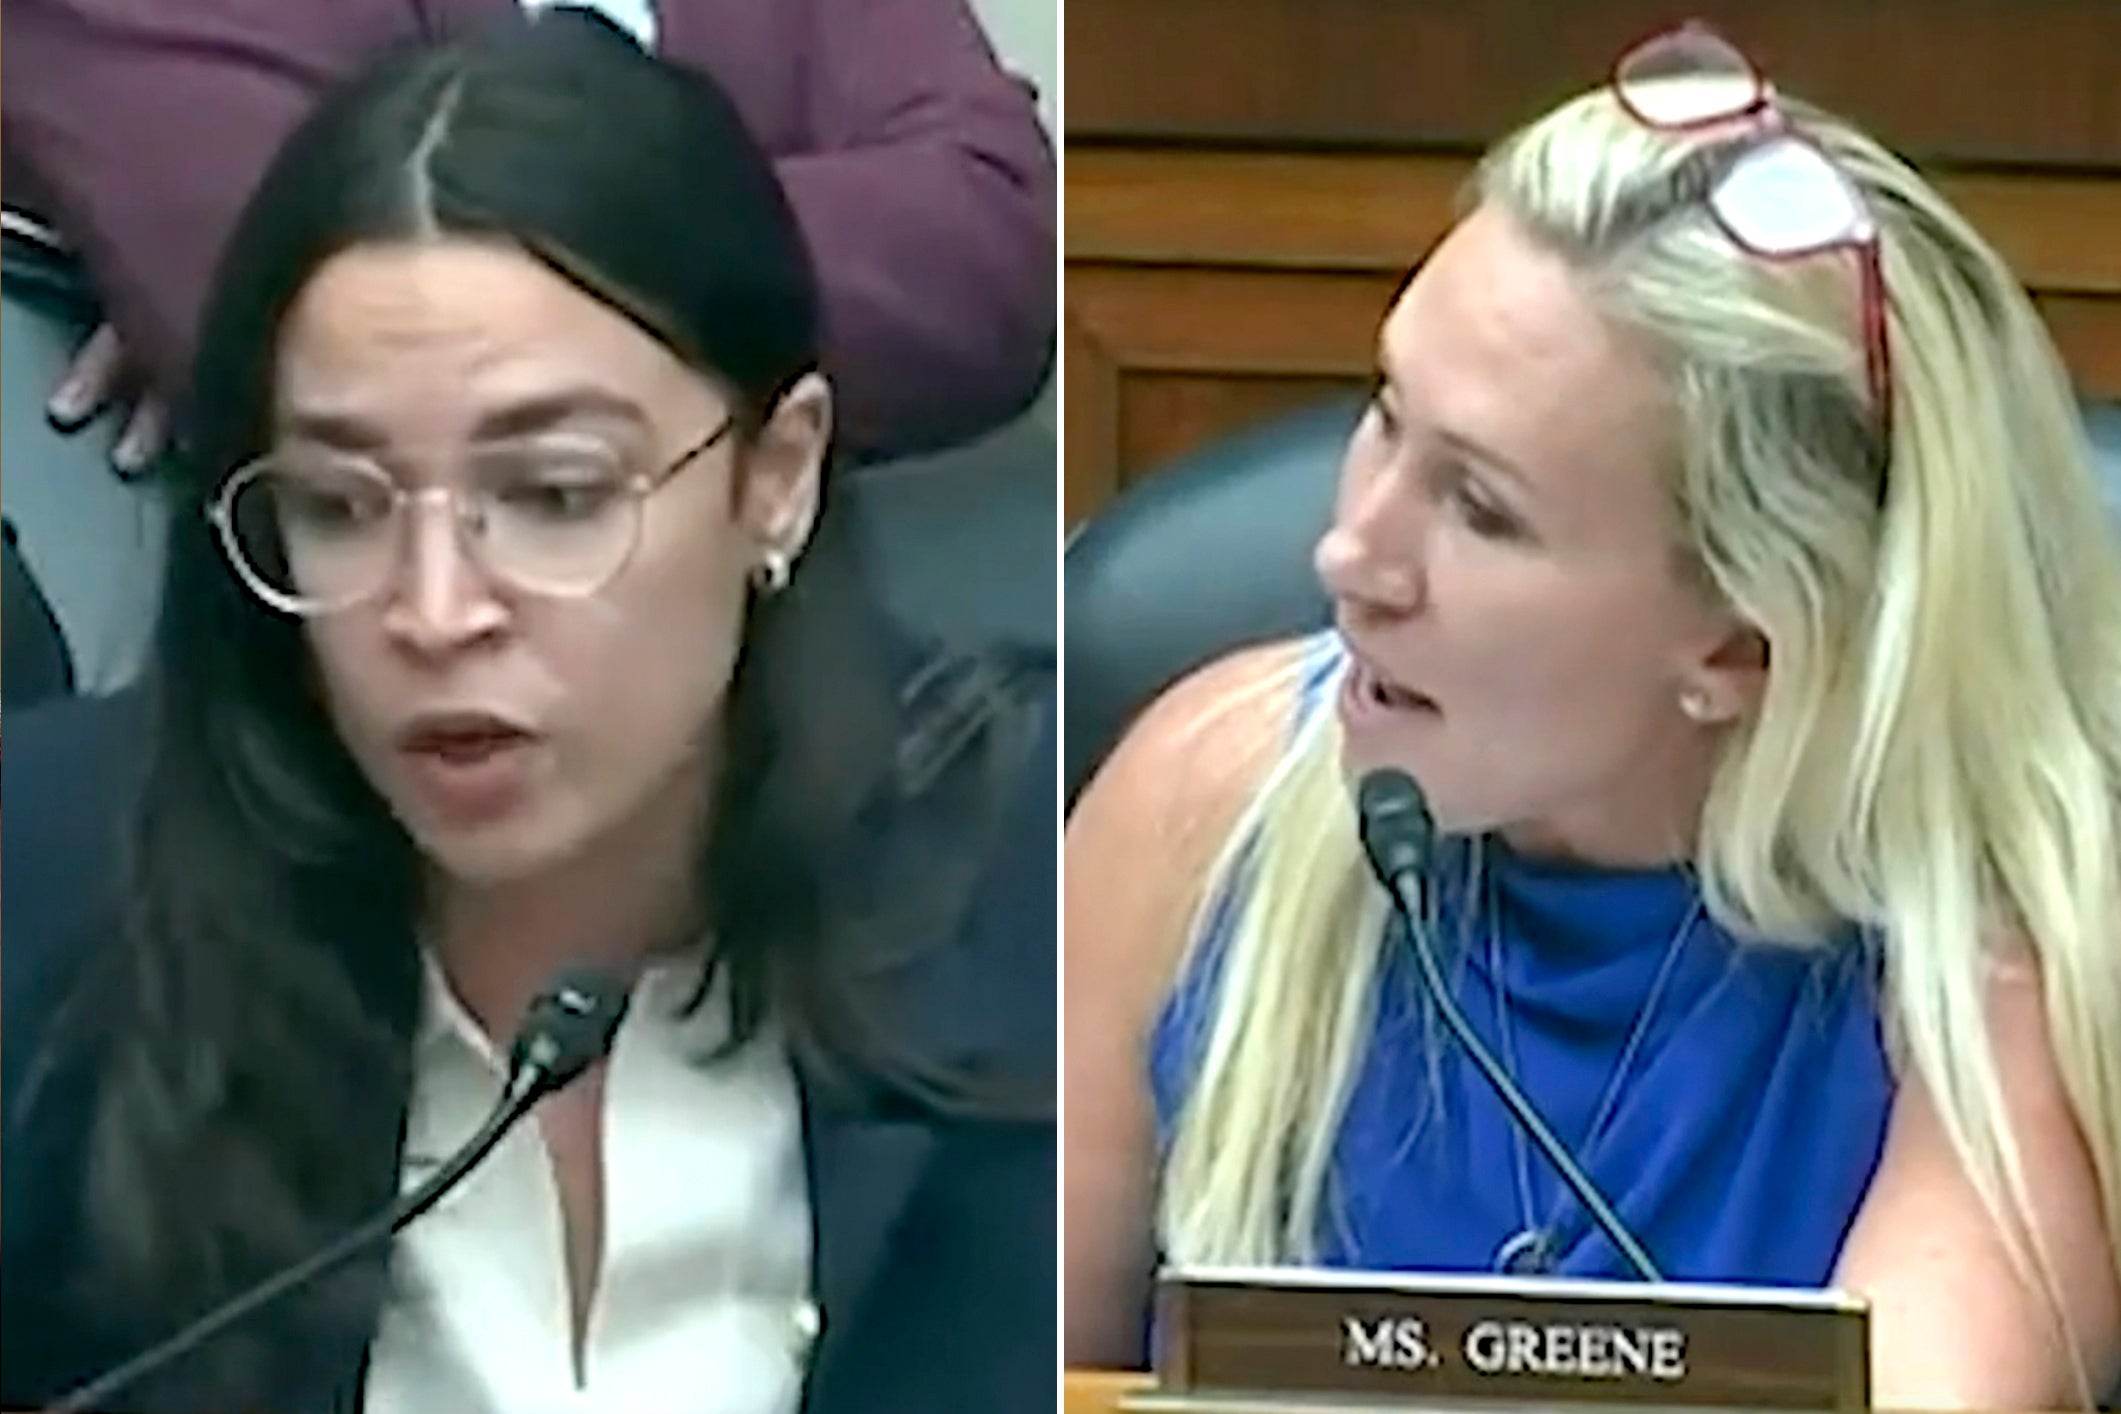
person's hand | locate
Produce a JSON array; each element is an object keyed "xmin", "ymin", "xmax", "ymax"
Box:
[{"xmin": 47, "ymin": 323, "xmax": 169, "ymax": 478}]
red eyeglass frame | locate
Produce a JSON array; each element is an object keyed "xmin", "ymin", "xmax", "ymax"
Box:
[{"xmin": 1609, "ymin": 20, "xmax": 1895, "ymax": 481}]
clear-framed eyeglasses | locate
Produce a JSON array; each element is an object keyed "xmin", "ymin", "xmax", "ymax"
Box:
[
  {"xmin": 208, "ymin": 418, "xmax": 735, "ymax": 616},
  {"xmin": 1612, "ymin": 20, "xmax": 1895, "ymax": 480}
]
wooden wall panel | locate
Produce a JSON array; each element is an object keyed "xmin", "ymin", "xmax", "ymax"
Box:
[
  {"xmin": 2040, "ymin": 296, "xmax": 2121, "ymax": 395},
  {"xmin": 1066, "ymin": 0, "xmax": 2121, "ymax": 167},
  {"xmin": 1065, "ymin": 262, "xmax": 1389, "ymax": 520},
  {"xmin": 1071, "ymin": 152, "xmax": 2121, "ymax": 293},
  {"xmin": 1064, "ymin": 1, "xmax": 2121, "ymax": 526},
  {"xmin": 1120, "ymin": 373, "xmax": 1357, "ymax": 483},
  {"xmin": 1068, "ymin": 264, "xmax": 1396, "ymax": 376},
  {"xmin": 1063, "ymin": 307, "xmax": 1120, "ymax": 526},
  {"xmin": 1065, "ymin": 152, "xmax": 2121, "ymax": 527}
]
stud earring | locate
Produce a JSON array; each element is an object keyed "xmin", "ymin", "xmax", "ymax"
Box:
[
  {"xmin": 750, "ymin": 548, "xmax": 792, "ymax": 595},
  {"xmin": 1678, "ymin": 687, "xmax": 1714, "ymax": 722}
]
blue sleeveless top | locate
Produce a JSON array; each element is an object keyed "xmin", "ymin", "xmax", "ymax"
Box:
[{"xmin": 1151, "ymin": 635, "xmax": 1894, "ymax": 1287}]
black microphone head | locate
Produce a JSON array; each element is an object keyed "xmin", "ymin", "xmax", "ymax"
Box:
[
  {"xmin": 507, "ymin": 968, "xmax": 632, "ymax": 1098},
  {"xmin": 1356, "ymin": 768, "xmax": 1435, "ymax": 885}
]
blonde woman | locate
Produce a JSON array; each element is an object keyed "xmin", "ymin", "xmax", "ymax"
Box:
[{"xmin": 1066, "ymin": 22, "xmax": 2121, "ymax": 1408}]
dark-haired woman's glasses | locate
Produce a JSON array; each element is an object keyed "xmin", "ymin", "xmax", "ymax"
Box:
[
  {"xmin": 1612, "ymin": 20, "xmax": 1895, "ymax": 464},
  {"xmin": 209, "ymin": 419, "xmax": 733, "ymax": 616}
]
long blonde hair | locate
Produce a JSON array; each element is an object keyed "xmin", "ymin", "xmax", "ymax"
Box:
[{"xmin": 1161, "ymin": 83, "xmax": 2121, "ymax": 1386}]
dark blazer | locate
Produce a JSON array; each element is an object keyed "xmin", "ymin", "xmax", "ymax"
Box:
[{"xmin": 1, "ymin": 667, "xmax": 1057, "ymax": 1413}]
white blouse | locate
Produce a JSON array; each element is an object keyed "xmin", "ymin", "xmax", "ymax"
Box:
[{"xmin": 364, "ymin": 953, "xmax": 815, "ymax": 1414}]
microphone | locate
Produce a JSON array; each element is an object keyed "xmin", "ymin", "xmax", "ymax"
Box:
[
  {"xmin": 1354, "ymin": 769, "xmax": 1664, "ymax": 1284},
  {"xmin": 48, "ymin": 967, "xmax": 632, "ymax": 1414}
]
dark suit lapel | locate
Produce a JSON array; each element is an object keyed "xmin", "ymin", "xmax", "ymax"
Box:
[
  {"xmin": 124, "ymin": 1157, "xmax": 398, "ymax": 1414},
  {"xmin": 797, "ymin": 1074, "xmax": 936, "ymax": 1365},
  {"xmin": 309, "ymin": 1242, "xmax": 395, "ymax": 1414},
  {"xmin": 295, "ymin": 1096, "xmax": 410, "ymax": 1414}
]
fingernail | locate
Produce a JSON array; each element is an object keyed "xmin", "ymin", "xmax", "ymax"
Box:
[{"xmin": 48, "ymin": 387, "xmax": 87, "ymax": 426}]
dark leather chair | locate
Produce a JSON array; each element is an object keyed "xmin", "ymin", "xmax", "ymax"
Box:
[
  {"xmin": 850, "ymin": 393, "xmax": 1057, "ymax": 656},
  {"xmin": 3, "ymin": 519, "xmax": 74, "ymax": 714},
  {"xmin": 1064, "ymin": 393, "xmax": 2121, "ymax": 806},
  {"xmin": 1062, "ymin": 395, "xmax": 1355, "ymax": 803},
  {"xmin": 1, "ymin": 223, "xmax": 167, "ymax": 699}
]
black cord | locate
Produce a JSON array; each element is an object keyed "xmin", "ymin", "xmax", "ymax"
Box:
[
  {"xmin": 48, "ymin": 1080, "xmax": 539, "ymax": 1414},
  {"xmin": 1383, "ymin": 869, "xmax": 1664, "ymax": 1283}
]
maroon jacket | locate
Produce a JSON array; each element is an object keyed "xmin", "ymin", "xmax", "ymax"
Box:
[{"xmin": 2, "ymin": 0, "xmax": 1055, "ymax": 459}]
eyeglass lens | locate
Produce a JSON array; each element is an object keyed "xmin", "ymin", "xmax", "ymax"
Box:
[
  {"xmin": 222, "ymin": 454, "xmax": 644, "ymax": 611},
  {"xmin": 1710, "ymin": 140, "xmax": 1871, "ymax": 256},
  {"xmin": 1615, "ymin": 28, "xmax": 1761, "ymax": 127}
]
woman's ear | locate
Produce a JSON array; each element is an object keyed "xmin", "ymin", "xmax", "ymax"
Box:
[
  {"xmin": 739, "ymin": 371, "xmax": 831, "ymax": 560},
  {"xmin": 1678, "ymin": 623, "xmax": 1769, "ymax": 725}
]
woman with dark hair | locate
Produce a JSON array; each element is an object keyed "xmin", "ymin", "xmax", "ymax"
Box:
[{"xmin": 1, "ymin": 12, "xmax": 1055, "ymax": 1414}]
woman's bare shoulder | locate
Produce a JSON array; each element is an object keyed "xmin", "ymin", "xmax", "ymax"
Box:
[
  {"xmin": 1065, "ymin": 637, "xmax": 1321, "ymax": 1016},
  {"xmin": 1840, "ymin": 942, "xmax": 2121, "ymax": 1405},
  {"xmin": 1073, "ymin": 638, "xmax": 1315, "ymax": 841}
]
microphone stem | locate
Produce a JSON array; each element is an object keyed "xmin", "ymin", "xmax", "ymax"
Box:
[
  {"xmin": 48, "ymin": 1085, "xmax": 540, "ymax": 1414},
  {"xmin": 1385, "ymin": 870, "xmax": 1665, "ymax": 1284}
]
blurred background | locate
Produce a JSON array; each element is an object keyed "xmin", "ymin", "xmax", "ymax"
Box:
[{"xmin": 854, "ymin": 0, "xmax": 1060, "ymax": 650}]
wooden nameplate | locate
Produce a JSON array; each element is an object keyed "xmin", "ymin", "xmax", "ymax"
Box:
[{"xmin": 1124, "ymin": 1265, "xmax": 1869, "ymax": 1413}]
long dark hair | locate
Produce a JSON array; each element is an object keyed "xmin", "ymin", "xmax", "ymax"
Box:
[{"xmin": 51, "ymin": 7, "xmax": 1043, "ymax": 1387}]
